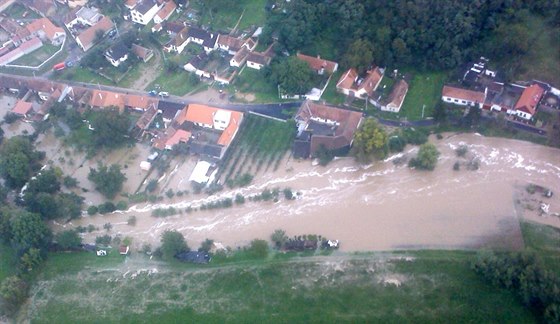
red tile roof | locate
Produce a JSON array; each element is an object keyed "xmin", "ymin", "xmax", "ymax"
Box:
[
  {"xmin": 296, "ymin": 53, "xmax": 338, "ymax": 74},
  {"xmin": 442, "ymin": 85, "xmax": 485, "ymax": 103},
  {"xmin": 217, "ymin": 110, "xmax": 242, "ymax": 146},
  {"xmin": 166, "ymin": 129, "xmax": 191, "ymax": 147},
  {"xmin": 124, "ymin": 94, "xmax": 157, "ymax": 110},
  {"xmin": 89, "ymin": 90, "xmax": 124, "ymax": 109},
  {"xmin": 77, "ymin": 16, "xmax": 114, "ymax": 50},
  {"xmin": 177, "ymin": 104, "xmax": 242, "ymax": 147},
  {"xmin": 386, "ymin": 79, "xmax": 409, "ymax": 109},
  {"xmin": 336, "ymin": 68, "xmax": 358, "ymax": 90},
  {"xmin": 156, "ymin": 0, "xmax": 176, "ymax": 21},
  {"xmin": 514, "ymin": 84, "xmax": 544, "ymax": 115},
  {"xmin": 26, "ymin": 18, "xmax": 65, "ymax": 42},
  {"xmin": 12, "ymin": 100, "xmax": 33, "ymax": 115},
  {"xmin": 359, "ymin": 67, "xmax": 383, "ymax": 95}
]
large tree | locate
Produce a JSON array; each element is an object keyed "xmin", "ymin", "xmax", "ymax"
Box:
[
  {"xmin": 0, "ymin": 276, "xmax": 28, "ymax": 316},
  {"xmin": 0, "ymin": 136, "xmax": 45, "ymax": 188},
  {"xmin": 409, "ymin": 143, "xmax": 440, "ymax": 171},
  {"xmin": 9, "ymin": 211, "xmax": 52, "ymax": 252},
  {"xmin": 90, "ymin": 109, "xmax": 132, "ymax": 149},
  {"xmin": 55, "ymin": 230, "xmax": 82, "ymax": 250},
  {"xmin": 160, "ymin": 230, "xmax": 189, "ymax": 260},
  {"xmin": 88, "ymin": 164, "xmax": 126, "ymax": 199},
  {"xmin": 270, "ymin": 57, "xmax": 315, "ymax": 96},
  {"xmin": 342, "ymin": 39, "xmax": 375, "ymax": 74},
  {"xmin": 351, "ymin": 119, "xmax": 388, "ymax": 163}
]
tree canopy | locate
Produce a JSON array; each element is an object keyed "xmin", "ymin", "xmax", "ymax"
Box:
[
  {"xmin": 55, "ymin": 230, "xmax": 82, "ymax": 250},
  {"xmin": 351, "ymin": 119, "xmax": 388, "ymax": 163},
  {"xmin": 160, "ymin": 230, "xmax": 189, "ymax": 260},
  {"xmin": 0, "ymin": 136, "xmax": 45, "ymax": 188},
  {"xmin": 90, "ymin": 109, "xmax": 132, "ymax": 149},
  {"xmin": 9, "ymin": 210, "xmax": 52, "ymax": 253},
  {"xmin": 270, "ymin": 56, "xmax": 315, "ymax": 96},
  {"xmin": 409, "ymin": 143, "xmax": 440, "ymax": 171},
  {"xmin": 88, "ymin": 164, "xmax": 127, "ymax": 199}
]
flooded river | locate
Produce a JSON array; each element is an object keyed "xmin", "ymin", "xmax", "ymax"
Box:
[{"xmin": 55, "ymin": 133, "xmax": 560, "ymax": 252}]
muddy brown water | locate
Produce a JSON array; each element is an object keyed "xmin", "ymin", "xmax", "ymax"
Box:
[{"xmin": 53, "ymin": 133, "xmax": 560, "ymax": 252}]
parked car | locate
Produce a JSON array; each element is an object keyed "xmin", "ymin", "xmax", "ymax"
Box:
[
  {"xmin": 148, "ymin": 90, "xmax": 158, "ymax": 97},
  {"xmin": 158, "ymin": 91, "xmax": 169, "ymax": 97}
]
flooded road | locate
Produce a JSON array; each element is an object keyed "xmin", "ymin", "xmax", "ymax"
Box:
[{"xmin": 55, "ymin": 133, "xmax": 560, "ymax": 252}]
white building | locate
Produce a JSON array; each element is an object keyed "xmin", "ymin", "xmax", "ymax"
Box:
[
  {"xmin": 441, "ymin": 85, "xmax": 486, "ymax": 109},
  {"xmin": 130, "ymin": 0, "xmax": 163, "ymax": 25}
]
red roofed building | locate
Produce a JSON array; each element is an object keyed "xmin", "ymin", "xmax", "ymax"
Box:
[
  {"xmin": 89, "ymin": 90, "xmax": 125, "ymax": 111},
  {"xmin": 26, "ymin": 18, "xmax": 66, "ymax": 46},
  {"xmin": 336, "ymin": 67, "xmax": 384, "ymax": 99},
  {"xmin": 76, "ymin": 16, "xmax": 114, "ymax": 51},
  {"xmin": 12, "ymin": 100, "xmax": 33, "ymax": 117},
  {"xmin": 513, "ymin": 84, "xmax": 544, "ymax": 120},
  {"xmin": 296, "ymin": 53, "xmax": 338, "ymax": 75},
  {"xmin": 153, "ymin": 0, "xmax": 176, "ymax": 24},
  {"xmin": 442, "ymin": 85, "xmax": 486, "ymax": 109}
]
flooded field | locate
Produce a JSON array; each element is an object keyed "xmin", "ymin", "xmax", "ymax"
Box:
[{"xmin": 53, "ymin": 133, "xmax": 560, "ymax": 252}]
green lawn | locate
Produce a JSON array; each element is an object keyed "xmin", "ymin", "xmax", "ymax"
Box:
[
  {"xmin": 4, "ymin": 3, "xmax": 41, "ymax": 19},
  {"xmin": 146, "ymin": 69, "xmax": 203, "ymax": 95},
  {"xmin": 26, "ymin": 249, "xmax": 537, "ymax": 323},
  {"xmin": 53, "ymin": 67, "xmax": 114, "ymax": 86},
  {"xmin": 0, "ymin": 244, "xmax": 17, "ymax": 282},
  {"xmin": 11, "ymin": 44, "xmax": 61, "ymax": 67},
  {"xmin": 520, "ymin": 221, "xmax": 560, "ymax": 272},
  {"xmin": 320, "ymin": 70, "xmax": 346, "ymax": 106},
  {"xmin": 232, "ymin": 68, "xmax": 280, "ymax": 103},
  {"xmin": 399, "ymin": 71, "xmax": 448, "ymax": 121},
  {"xmin": 192, "ymin": 0, "xmax": 267, "ymax": 31}
]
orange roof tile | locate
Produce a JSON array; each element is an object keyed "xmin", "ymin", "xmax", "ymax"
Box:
[
  {"xmin": 156, "ymin": 0, "xmax": 176, "ymax": 20},
  {"xmin": 181, "ymin": 103, "xmax": 216, "ymax": 125},
  {"xmin": 89, "ymin": 90, "xmax": 124, "ymax": 109},
  {"xmin": 514, "ymin": 84, "xmax": 544, "ymax": 115},
  {"xmin": 77, "ymin": 16, "xmax": 114, "ymax": 50},
  {"xmin": 358, "ymin": 67, "xmax": 383, "ymax": 95},
  {"xmin": 386, "ymin": 79, "xmax": 409, "ymax": 108},
  {"xmin": 442, "ymin": 85, "xmax": 485, "ymax": 103},
  {"xmin": 12, "ymin": 100, "xmax": 33, "ymax": 115},
  {"xmin": 217, "ymin": 111, "xmax": 242, "ymax": 146},
  {"xmin": 26, "ymin": 18, "xmax": 65, "ymax": 42},
  {"xmin": 166, "ymin": 129, "xmax": 191, "ymax": 147},
  {"xmin": 124, "ymin": 94, "xmax": 157, "ymax": 110},
  {"xmin": 336, "ymin": 68, "xmax": 358, "ymax": 90},
  {"xmin": 296, "ymin": 53, "xmax": 338, "ymax": 74}
]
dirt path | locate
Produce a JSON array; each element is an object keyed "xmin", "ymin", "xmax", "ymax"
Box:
[{"xmin": 129, "ymin": 50, "xmax": 162, "ymax": 91}]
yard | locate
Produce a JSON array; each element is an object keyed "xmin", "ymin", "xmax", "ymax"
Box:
[
  {"xmin": 231, "ymin": 68, "xmax": 280, "ymax": 103},
  {"xmin": 146, "ymin": 69, "xmax": 205, "ymax": 96},
  {"xmin": 191, "ymin": 0, "xmax": 268, "ymax": 32},
  {"xmin": 396, "ymin": 71, "xmax": 448, "ymax": 121},
  {"xmin": 3, "ymin": 3, "xmax": 41, "ymax": 20},
  {"xmin": 53, "ymin": 67, "xmax": 114, "ymax": 86},
  {"xmin": 0, "ymin": 244, "xmax": 17, "ymax": 283},
  {"xmin": 217, "ymin": 113, "xmax": 295, "ymax": 184},
  {"xmin": 10, "ymin": 44, "xmax": 61, "ymax": 67}
]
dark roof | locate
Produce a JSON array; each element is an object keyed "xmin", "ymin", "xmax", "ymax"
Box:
[
  {"xmin": 202, "ymin": 34, "xmax": 217, "ymax": 48},
  {"xmin": 293, "ymin": 139, "xmax": 311, "ymax": 159},
  {"xmin": 187, "ymin": 26, "xmax": 212, "ymax": 42},
  {"xmin": 247, "ymin": 52, "xmax": 271, "ymax": 65},
  {"xmin": 105, "ymin": 42, "xmax": 129, "ymax": 61},
  {"xmin": 189, "ymin": 141, "xmax": 223, "ymax": 158},
  {"xmin": 175, "ymin": 251, "xmax": 210, "ymax": 263},
  {"xmin": 165, "ymin": 21, "xmax": 185, "ymax": 34},
  {"xmin": 187, "ymin": 53, "xmax": 207, "ymax": 69},
  {"xmin": 134, "ymin": 0, "xmax": 158, "ymax": 14}
]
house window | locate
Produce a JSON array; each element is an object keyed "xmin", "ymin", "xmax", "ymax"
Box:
[
  {"xmin": 454, "ymin": 99, "xmax": 458, "ymax": 103},
  {"xmin": 461, "ymin": 100, "xmax": 466, "ymax": 104}
]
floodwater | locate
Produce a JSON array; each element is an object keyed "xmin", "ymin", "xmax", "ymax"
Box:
[{"xmin": 54, "ymin": 133, "xmax": 560, "ymax": 252}]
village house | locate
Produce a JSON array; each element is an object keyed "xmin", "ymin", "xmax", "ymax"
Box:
[
  {"xmin": 336, "ymin": 67, "xmax": 384, "ymax": 99},
  {"xmin": 153, "ymin": 0, "xmax": 176, "ymax": 24},
  {"xmin": 381, "ymin": 79, "xmax": 409, "ymax": 113},
  {"xmin": 55, "ymin": 0, "xmax": 89, "ymax": 9},
  {"xmin": 131, "ymin": 43, "xmax": 154, "ymax": 62},
  {"xmin": 216, "ymin": 34, "xmax": 256, "ymax": 55},
  {"xmin": 184, "ymin": 53, "xmax": 211, "ymax": 78},
  {"xmin": 130, "ymin": 0, "xmax": 164, "ymax": 25},
  {"xmin": 513, "ymin": 83, "xmax": 545, "ymax": 120},
  {"xmin": 164, "ymin": 25, "xmax": 217, "ymax": 54},
  {"xmin": 157, "ymin": 101, "xmax": 184, "ymax": 127},
  {"xmin": 153, "ymin": 127, "xmax": 191, "ymax": 150},
  {"xmin": 88, "ymin": 89, "xmax": 125, "ymax": 111},
  {"xmin": 124, "ymin": 94, "xmax": 157, "ymax": 112},
  {"xmin": 64, "ymin": 6, "xmax": 103, "ymax": 30},
  {"xmin": 441, "ymin": 85, "xmax": 486, "ymax": 109},
  {"xmin": 483, "ymin": 82, "xmax": 524, "ymax": 114},
  {"xmin": 75, "ymin": 16, "xmax": 114, "ymax": 51},
  {"xmin": 246, "ymin": 51, "xmax": 272, "ymax": 70},
  {"xmin": 25, "ymin": 18, "xmax": 66, "ymax": 46},
  {"xmin": 229, "ymin": 46, "xmax": 250, "ymax": 68},
  {"xmin": 11, "ymin": 100, "xmax": 33, "ymax": 118},
  {"xmin": 297, "ymin": 53, "xmax": 338, "ymax": 75},
  {"xmin": 293, "ymin": 101, "xmax": 363, "ymax": 159},
  {"xmin": 104, "ymin": 42, "xmax": 129, "ymax": 67}
]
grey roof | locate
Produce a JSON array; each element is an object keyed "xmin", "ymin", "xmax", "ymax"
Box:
[
  {"xmin": 175, "ymin": 251, "xmax": 210, "ymax": 263},
  {"xmin": 105, "ymin": 42, "xmax": 128, "ymax": 61},
  {"xmin": 187, "ymin": 26, "xmax": 212, "ymax": 42},
  {"xmin": 158, "ymin": 101, "xmax": 184, "ymax": 120},
  {"xmin": 189, "ymin": 141, "xmax": 222, "ymax": 158},
  {"xmin": 134, "ymin": 0, "xmax": 158, "ymax": 14},
  {"xmin": 188, "ymin": 53, "xmax": 207, "ymax": 69}
]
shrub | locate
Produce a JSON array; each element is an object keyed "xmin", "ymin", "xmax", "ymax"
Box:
[
  {"xmin": 87, "ymin": 205, "xmax": 98, "ymax": 215},
  {"xmin": 87, "ymin": 224, "xmax": 96, "ymax": 233},
  {"xmin": 103, "ymin": 223, "xmax": 112, "ymax": 231},
  {"xmin": 127, "ymin": 215, "xmax": 137, "ymax": 226},
  {"xmin": 146, "ymin": 179, "xmax": 158, "ymax": 193},
  {"xmin": 247, "ymin": 239, "xmax": 269, "ymax": 259},
  {"xmin": 165, "ymin": 189, "xmax": 175, "ymax": 198},
  {"xmin": 234, "ymin": 194, "xmax": 245, "ymax": 204},
  {"xmin": 3, "ymin": 112, "xmax": 21, "ymax": 124},
  {"xmin": 63, "ymin": 176, "xmax": 78, "ymax": 188},
  {"xmin": 455, "ymin": 145, "xmax": 468, "ymax": 157},
  {"xmin": 98, "ymin": 202, "xmax": 116, "ymax": 214},
  {"xmin": 453, "ymin": 161, "xmax": 460, "ymax": 171},
  {"xmin": 116, "ymin": 200, "xmax": 128, "ymax": 211},
  {"xmin": 283, "ymin": 188, "xmax": 294, "ymax": 200},
  {"xmin": 95, "ymin": 235, "xmax": 112, "ymax": 246},
  {"xmin": 152, "ymin": 207, "xmax": 178, "ymax": 217}
]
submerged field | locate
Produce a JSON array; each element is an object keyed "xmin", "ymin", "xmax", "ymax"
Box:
[{"xmin": 24, "ymin": 250, "xmax": 537, "ymax": 323}]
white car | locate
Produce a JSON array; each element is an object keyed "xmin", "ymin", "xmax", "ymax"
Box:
[
  {"xmin": 158, "ymin": 92, "xmax": 169, "ymax": 97},
  {"xmin": 96, "ymin": 250, "xmax": 107, "ymax": 256}
]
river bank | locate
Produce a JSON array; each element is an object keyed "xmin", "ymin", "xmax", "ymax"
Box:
[{"xmin": 51, "ymin": 133, "xmax": 560, "ymax": 252}]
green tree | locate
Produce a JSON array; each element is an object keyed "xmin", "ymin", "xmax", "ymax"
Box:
[
  {"xmin": 351, "ymin": 119, "xmax": 388, "ymax": 163},
  {"xmin": 0, "ymin": 136, "xmax": 44, "ymax": 188},
  {"xmin": 24, "ymin": 169, "xmax": 60, "ymax": 195},
  {"xmin": 270, "ymin": 56, "xmax": 315, "ymax": 96},
  {"xmin": 88, "ymin": 164, "xmax": 126, "ymax": 199},
  {"xmin": 0, "ymin": 276, "xmax": 28, "ymax": 316},
  {"xmin": 160, "ymin": 230, "xmax": 188, "ymax": 260},
  {"xmin": 271, "ymin": 229, "xmax": 288, "ymax": 249},
  {"xmin": 198, "ymin": 238, "xmax": 214, "ymax": 253},
  {"xmin": 248, "ymin": 239, "xmax": 269, "ymax": 259},
  {"xmin": 55, "ymin": 230, "xmax": 82, "ymax": 250},
  {"xmin": 90, "ymin": 109, "xmax": 132, "ymax": 149},
  {"xmin": 20, "ymin": 247, "xmax": 43, "ymax": 272},
  {"xmin": 9, "ymin": 211, "xmax": 52, "ymax": 252},
  {"xmin": 409, "ymin": 143, "xmax": 440, "ymax": 170},
  {"xmin": 342, "ymin": 39, "xmax": 375, "ymax": 74}
]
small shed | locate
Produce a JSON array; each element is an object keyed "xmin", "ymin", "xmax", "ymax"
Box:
[
  {"xmin": 119, "ymin": 245, "xmax": 130, "ymax": 255},
  {"xmin": 189, "ymin": 160, "xmax": 211, "ymax": 184}
]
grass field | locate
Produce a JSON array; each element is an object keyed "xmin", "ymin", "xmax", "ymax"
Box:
[
  {"xmin": 232, "ymin": 68, "xmax": 280, "ymax": 103},
  {"xmin": 53, "ymin": 67, "xmax": 114, "ymax": 86},
  {"xmin": 25, "ymin": 250, "xmax": 537, "ymax": 323},
  {"xmin": 192, "ymin": 0, "xmax": 267, "ymax": 32},
  {"xmin": 10, "ymin": 44, "xmax": 61, "ymax": 67},
  {"xmin": 146, "ymin": 70, "xmax": 203, "ymax": 96},
  {"xmin": 0, "ymin": 244, "xmax": 17, "ymax": 282},
  {"xmin": 398, "ymin": 71, "xmax": 448, "ymax": 121},
  {"xmin": 218, "ymin": 113, "xmax": 295, "ymax": 183}
]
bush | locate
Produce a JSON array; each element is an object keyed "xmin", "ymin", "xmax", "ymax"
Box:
[
  {"xmin": 453, "ymin": 161, "xmax": 460, "ymax": 171},
  {"xmin": 98, "ymin": 202, "xmax": 116, "ymax": 214},
  {"xmin": 199, "ymin": 238, "xmax": 214, "ymax": 253},
  {"xmin": 409, "ymin": 143, "xmax": 440, "ymax": 171},
  {"xmin": 127, "ymin": 215, "xmax": 137, "ymax": 226},
  {"xmin": 152, "ymin": 207, "xmax": 178, "ymax": 217},
  {"xmin": 3, "ymin": 112, "xmax": 21, "ymax": 124},
  {"xmin": 165, "ymin": 189, "xmax": 175, "ymax": 198},
  {"xmin": 234, "ymin": 194, "xmax": 245, "ymax": 204},
  {"xmin": 247, "ymin": 239, "xmax": 269, "ymax": 259},
  {"xmin": 87, "ymin": 224, "xmax": 96, "ymax": 233},
  {"xmin": 455, "ymin": 145, "xmax": 468, "ymax": 157},
  {"xmin": 283, "ymin": 188, "xmax": 294, "ymax": 200},
  {"xmin": 116, "ymin": 200, "xmax": 128, "ymax": 211},
  {"xmin": 87, "ymin": 205, "xmax": 98, "ymax": 215},
  {"xmin": 63, "ymin": 176, "xmax": 78, "ymax": 188},
  {"xmin": 56, "ymin": 230, "xmax": 82, "ymax": 250},
  {"xmin": 103, "ymin": 223, "xmax": 112, "ymax": 231},
  {"xmin": 95, "ymin": 235, "xmax": 112, "ymax": 246},
  {"xmin": 160, "ymin": 230, "xmax": 189, "ymax": 260},
  {"xmin": 314, "ymin": 144, "xmax": 334, "ymax": 166},
  {"xmin": 388, "ymin": 135, "xmax": 407, "ymax": 153}
]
